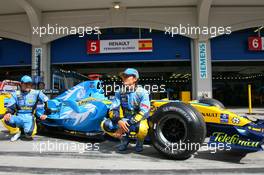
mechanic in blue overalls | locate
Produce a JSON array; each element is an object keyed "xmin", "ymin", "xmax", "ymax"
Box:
[
  {"xmin": 101, "ymin": 68, "xmax": 150, "ymax": 152},
  {"xmin": 2, "ymin": 75, "xmax": 49, "ymax": 141}
]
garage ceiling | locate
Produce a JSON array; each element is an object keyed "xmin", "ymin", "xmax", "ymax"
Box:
[
  {"xmin": 212, "ymin": 0, "xmax": 264, "ymax": 6},
  {"xmin": 1, "ymin": 0, "xmax": 264, "ymax": 15},
  {"xmin": 0, "ymin": 0, "xmax": 24, "ymax": 15}
]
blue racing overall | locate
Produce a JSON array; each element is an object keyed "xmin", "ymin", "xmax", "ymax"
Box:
[
  {"xmin": 2, "ymin": 89, "xmax": 49, "ymax": 137},
  {"xmin": 101, "ymin": 86, "xmax": 150, "ymax": 151}
]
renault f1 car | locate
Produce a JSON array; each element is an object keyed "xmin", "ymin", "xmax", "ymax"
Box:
[
  {"xmin": 0, "ymin": 80, "xmax": 20, "ymax": 115},
  {"xmin": 3, "ymin": 80, "xmax": 264, "ymax": 160}
]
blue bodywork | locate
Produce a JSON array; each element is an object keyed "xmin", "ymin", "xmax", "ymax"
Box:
[{"xmin": 36, "ymin": 80, "xmax": 110, "ymax": 133}]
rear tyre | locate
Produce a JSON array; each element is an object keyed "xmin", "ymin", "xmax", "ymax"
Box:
[{"xmin": 198, "ymin": 98, "xmax": 225, "ymax": 109}]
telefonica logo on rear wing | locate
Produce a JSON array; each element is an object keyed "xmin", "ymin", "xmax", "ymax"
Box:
[{"xmin": 87, "ymin": 39, "xmax": 153, "ymax": 54}]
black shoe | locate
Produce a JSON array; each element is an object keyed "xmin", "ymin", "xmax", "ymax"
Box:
[
  {"xmin": 135, "ymin": 140, "xmax": 144, "ymax": 152},
  {"xmin": 117, "ymin": 137, "xmax": 130, "ymax": 151}
]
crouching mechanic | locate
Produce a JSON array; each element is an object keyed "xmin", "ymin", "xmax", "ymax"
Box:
[
  {"xmin": 1, "ymin": 75, "xmax": 49, "ymax": 141},
  {"xmin": 101, "ymin": 68, "xmax": 150, "ymax": 152}
]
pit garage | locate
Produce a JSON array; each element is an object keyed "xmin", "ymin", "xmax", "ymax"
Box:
[
  {"xmin": 211, "ymin": 28, "xmax": 264, "ymax": 106},
  {"xmin": 1, "ymin": 27, "xmax": 264, "ymax": 106},
  {"xmin": 50, "ymin": 28, "xmax": 192, "ymax": 100},
  {"xmin": 0, "ymin": 38, "xmax": 31, "ymax": 80}
]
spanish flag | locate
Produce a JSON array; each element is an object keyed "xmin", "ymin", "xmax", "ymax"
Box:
[{"xmin": 138, "ymin": 39, "xmax": 153, "ymax": 51}]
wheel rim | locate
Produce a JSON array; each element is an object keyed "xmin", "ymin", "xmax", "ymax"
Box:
[{"xmin": 157, "ymin": 114, "xmax": 187, "ymax": 144}]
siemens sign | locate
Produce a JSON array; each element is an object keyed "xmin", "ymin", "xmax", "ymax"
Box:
[{"xmin": 199, "ymin": 42, "xmax": 207, "ymax": 79}]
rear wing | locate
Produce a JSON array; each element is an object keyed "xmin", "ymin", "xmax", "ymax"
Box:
[{"xmin": 0, "ymin": 80, "xmax": 20, "ymax": 91}]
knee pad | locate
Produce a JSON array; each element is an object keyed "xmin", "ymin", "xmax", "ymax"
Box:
[
  {"xmin": 136, "ymin": 119, "xmax": 149, "ymax": 141},
  {"xmin": 101, "ymin": 119, "xmax": 116, "ymax": 132},
  {"xmin": 101, "ymin": 119, "xmax": 120, "ymax": 138},
  {"xmin": 128, "ymin": 123, "xmax": 139, "ymax": 138}
]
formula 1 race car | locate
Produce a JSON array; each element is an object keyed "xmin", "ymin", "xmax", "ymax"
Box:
[
  {"xmin": 0, "ymin": 80, "xmax": 20, "ymax": 115},
  {"xmin": 0, "ymin": 79, "xmax": 261, "ymax": 160}
]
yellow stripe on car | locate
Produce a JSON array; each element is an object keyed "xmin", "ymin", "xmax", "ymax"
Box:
[{"xmin": 0, "ymin": 93, "xmax": 11, "ymax": 115}]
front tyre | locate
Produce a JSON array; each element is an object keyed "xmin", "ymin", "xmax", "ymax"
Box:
[{"xmin": 149, "ymin": 102, "xmax": 206, "ymax": 160}]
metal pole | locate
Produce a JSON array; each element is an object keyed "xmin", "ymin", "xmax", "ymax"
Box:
[{"xmin": 248, "ymin": 84, "xmax": 252, "ymax": 114}]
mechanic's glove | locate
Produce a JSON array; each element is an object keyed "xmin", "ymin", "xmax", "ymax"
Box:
[{"xmin": 127, "ymin": 112, "xmax": 144, "ymax": 125}]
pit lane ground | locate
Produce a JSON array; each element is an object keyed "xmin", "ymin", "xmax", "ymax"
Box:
[{"xmin": 0, "ymin": 108, "xmax": 264, "ymax": 175}]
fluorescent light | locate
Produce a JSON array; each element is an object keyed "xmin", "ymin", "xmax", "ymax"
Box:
[
  {"xmin": 0, "ymin": 38, "xmax": 2, "ymax": 40},
  {"xmin": 113, "ymin": 2, "xmax": 120, "ymax": 9},
  {"xmin": 149, "ymin": 28, "xmax": 152, "ymax": 33}
]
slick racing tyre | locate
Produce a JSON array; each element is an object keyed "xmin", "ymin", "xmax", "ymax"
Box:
[
  {"xmin": 149, "ymin": 102, "xmax": 206, "ymax": 160},
  {"xmin": 198, "ymin": 98, "xmax": 225, "ymax": 109}
]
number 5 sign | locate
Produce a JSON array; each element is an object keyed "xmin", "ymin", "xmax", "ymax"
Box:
[
  {"xmin": 87, "ymin": 40, "xmax": 100, "ymax": 54},
  {"xmin": 248, "ymin": 37, "xmax": 264, "ymax": 51}
]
